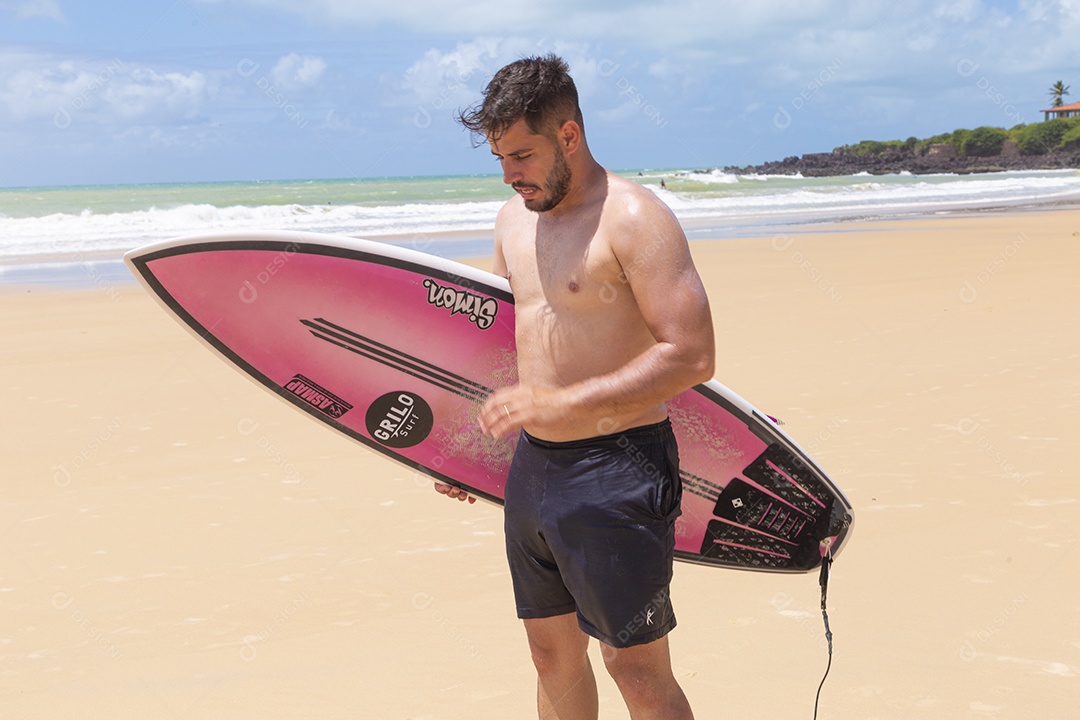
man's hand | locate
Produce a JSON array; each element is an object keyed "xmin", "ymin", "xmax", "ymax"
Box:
[
  {"xmin": 434, "ymin": 481, "xmax": 475, "ymax": 504},
  {"xmin": 478, "ymin": 384, "xmax": 571, "ymax": 438}
]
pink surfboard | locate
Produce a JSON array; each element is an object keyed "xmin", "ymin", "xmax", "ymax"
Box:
[{"xmin": 125, "ymin": 231, "xmax": 852, "ymax": 573}]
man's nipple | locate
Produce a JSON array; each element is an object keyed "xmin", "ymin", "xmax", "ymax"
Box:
[{"xmin": 567, "ymin": 281, "xmax": 579, "ymax": 293}]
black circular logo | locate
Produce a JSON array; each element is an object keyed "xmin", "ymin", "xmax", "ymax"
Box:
[{"xmin": 365, "ymin": 391, "xmax": 433, "ymax": 449}]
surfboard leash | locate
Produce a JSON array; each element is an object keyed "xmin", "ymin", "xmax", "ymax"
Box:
[{"xmin": 812, "ymin": 546, "xmax": 834, "ymax": 720}]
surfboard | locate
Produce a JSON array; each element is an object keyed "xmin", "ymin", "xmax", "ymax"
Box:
[{"xmin": 125, "ymin": 230, "xmax": 853, "ymax": 573}]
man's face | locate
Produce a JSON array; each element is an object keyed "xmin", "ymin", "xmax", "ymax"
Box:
[{"xmin": 489, "ymin": 119, "xmax": 572, "ymax": 213}]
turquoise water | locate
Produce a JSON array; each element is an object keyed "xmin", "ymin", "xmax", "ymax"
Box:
[
  {"xmin": 0, "ymin": 174, "xmax": 512, "ymax": 218},
  {"xmin": 2, "ymin": 168, "xmax": 1079, "ymax": 285}
]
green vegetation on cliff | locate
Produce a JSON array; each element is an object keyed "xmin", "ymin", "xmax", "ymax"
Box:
[{"xmin": 838, "ymin": 117, "xmax": 1080, "ymax": 158}]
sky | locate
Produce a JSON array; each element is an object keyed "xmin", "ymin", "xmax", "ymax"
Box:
[{"xmin": 0, "ymin": 0, "xmax": 1077, "ymax": 187}]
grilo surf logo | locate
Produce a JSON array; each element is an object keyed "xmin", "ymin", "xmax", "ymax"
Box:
[
  {"xmin": 366, "ymin": 391, "xmax": 433, "ymax": 449},
  {"xmin": 283, "ymin": 374, "xmax": 353, "ymax": 419},
  {"xmin": 423, "ymin": 278, "xmax": 498, "ymax": 330}
]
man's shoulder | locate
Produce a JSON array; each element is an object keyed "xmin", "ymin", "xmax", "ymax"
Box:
[
  {"xmin": 603, "ymin": 173, "xmax": 680, "ymax": 234},
  {"xmin": 496, "ymin": 193, "xmax": 527, "ymax": 219},
  {"xmin": 495, "ymin": 194, "xmax": 532, "ymax": 234}
]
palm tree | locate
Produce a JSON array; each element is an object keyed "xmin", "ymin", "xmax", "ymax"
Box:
[{"xmin": 1048, "ymin": 80, "xmax": 1070, "ymax": 108}]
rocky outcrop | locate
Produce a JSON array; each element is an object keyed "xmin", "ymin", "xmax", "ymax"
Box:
[{"xmin": 724, "ymin": 147, "xmax": 1080, "ymax": 177}]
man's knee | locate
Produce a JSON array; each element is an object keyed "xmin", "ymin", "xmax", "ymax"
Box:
[
  {"xmin": 601, "ymin": 639, "xmax": 678, "ymax": 708},
  {"xmin": 603, "ymin": 647, "xmax": 655, "ymax": 683},
  {"xmin": 524, "ymin": 615, "xmax": 589, "ymax": 676}
]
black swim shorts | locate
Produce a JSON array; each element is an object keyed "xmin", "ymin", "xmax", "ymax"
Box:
[{"xmin": 503, "ymin": 419, "xmax": 682, "ymax": 648}]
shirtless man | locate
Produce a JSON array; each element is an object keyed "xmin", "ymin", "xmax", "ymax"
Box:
[{"xmin": 436, "ymin": 55, "xmax": 714, "ymax": 720}]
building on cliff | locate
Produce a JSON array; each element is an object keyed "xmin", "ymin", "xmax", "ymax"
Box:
[{"xmin": 1042, "ymin": 100, "xmax": 1080, "ymax": 121}]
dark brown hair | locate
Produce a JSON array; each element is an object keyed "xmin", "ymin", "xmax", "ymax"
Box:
[{"xmin": 457, "ymin": 54, "xmax": 583, "ymax": 145}]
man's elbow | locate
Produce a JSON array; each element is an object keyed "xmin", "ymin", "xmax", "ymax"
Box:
[
  {"xmin": 692, "ymin": 352, "xmax": 715, "ymax": 385},
  {"xmin": 682, "ymin": 343, "xmax": 715, "ymax": 386}
]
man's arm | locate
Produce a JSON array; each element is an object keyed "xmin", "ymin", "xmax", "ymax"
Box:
[{"xmin": 570, "ymin": 197, "xmax": 715, "ymax": 414}]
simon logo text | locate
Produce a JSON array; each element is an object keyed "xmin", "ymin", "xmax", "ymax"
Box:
[{"xmin": 423, "ymin": 278, "xmax": 498, "ymax": 330}]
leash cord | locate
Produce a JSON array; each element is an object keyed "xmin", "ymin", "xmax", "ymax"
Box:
[{"xmin": 812, "ymin": 550, "xmax": 834, "ymax": 720}]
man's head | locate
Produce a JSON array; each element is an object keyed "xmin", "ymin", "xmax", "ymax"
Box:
[
  {"xmin": 458, "ymin": 55, "xmax": 587, "ymax": 213},
  {"xmin": 457, "ymin": 54, "xmax": 584, "ymax": 145}
]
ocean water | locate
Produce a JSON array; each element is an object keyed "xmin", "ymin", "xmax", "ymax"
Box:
[{"xmin": 2, "ymin": 168, "xmax": 1079, "ymax": 285}]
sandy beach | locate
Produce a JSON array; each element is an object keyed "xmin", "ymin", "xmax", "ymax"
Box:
[{"xmin": 2, "ymin": 207, "xmax": 1078, "ymax": 718}]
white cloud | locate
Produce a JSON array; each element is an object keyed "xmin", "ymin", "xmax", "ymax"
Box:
[
  {"xmin": 194, "ymin": 0, "xmax": 556, "ymax": 34},
  {"xmin": 935, "ymin": 0, "xmax": 981, "ymax": 22},
  {"xmin": 195, "ymin": 0, "xmax": 1080, "ymax": 85},
  {"xmin": 1, "ymin": 0, "xmax": 63, "ymax": 21},
  {"xmin": 397, "ymin": 38, "xmax": 665, "ymax": 129},
  {"xmin": 104, "ymin": 68, "xmax": 207, "ymax": 122},
  {"xmin": 0, "ymin": 50, "xmax": 209, "ymax": 128},
  {"xmin": 271, "ymin": 53, "xmax": 326, "ymax": 92},
  {"xmin": 400, "ymin": 37, "xmax": 507, "ymax": 107}
]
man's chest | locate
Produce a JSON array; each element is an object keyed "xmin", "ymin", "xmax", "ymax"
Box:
[
  {"xmin": 505, "ymin": 213, "xmax": 630, "ymax": 304},
  {"xmin": 504, "ymin": 230, "xmax": 624, "ymax": 312}
]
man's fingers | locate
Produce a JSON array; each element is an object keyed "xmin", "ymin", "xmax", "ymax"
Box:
[
  {"xmin": 434, "ymin": 481, "xmax": 475, "ymax": 503},
  {"xmin": 479, "ymin": 393, "xmax": 522, "ymax": 439}
]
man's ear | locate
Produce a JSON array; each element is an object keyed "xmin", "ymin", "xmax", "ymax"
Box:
[{"xmin": 558, "ymin": 120, "xmax": 582, "ymax": 154}]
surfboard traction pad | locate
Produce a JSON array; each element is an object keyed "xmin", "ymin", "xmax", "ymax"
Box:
[
  {"xmin": 126, "ymin": 234, "xmax": 853, "ymax": 574},
  {"xmin": 690, "ymin": 443, "xmax": 851, "ymax": 570}
]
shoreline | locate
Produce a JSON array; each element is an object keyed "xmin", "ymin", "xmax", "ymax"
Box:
[{"xmin": 5, "ymin": 197, "xmax": 1080, "ymax": 290}]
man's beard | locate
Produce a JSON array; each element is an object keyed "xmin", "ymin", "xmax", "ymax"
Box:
[{"xmin": 520, "ymin": 151, "xmax": 572, "ymax": 213}]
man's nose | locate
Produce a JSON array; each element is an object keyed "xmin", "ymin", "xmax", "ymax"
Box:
[{"xmin": 500, "ymin": 158, "xmax": 520, "ymax": 185}]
